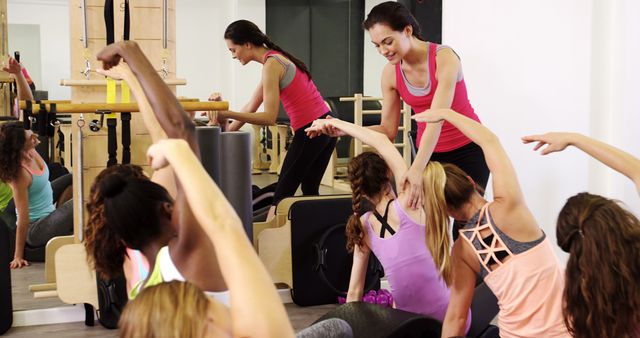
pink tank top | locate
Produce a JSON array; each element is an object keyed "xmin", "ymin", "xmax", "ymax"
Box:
[
  {"xmin": 264, "ymin": 51, "xmax": 328, "ymax": 131},
  {"xmin": 395, "ymin": 43, "xmax": 480, "ymax": 152},
  {"xmin": 459, "ymin": 204, "xmax": 569, "ymax": 338}
]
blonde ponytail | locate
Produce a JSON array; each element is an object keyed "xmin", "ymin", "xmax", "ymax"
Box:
[{"xmin": 422, "ymin": 161, "xmax": 453, "ymax": 285}]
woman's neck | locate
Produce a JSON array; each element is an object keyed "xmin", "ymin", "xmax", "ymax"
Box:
[
  {"xmin": 402, "ymin": 38, "xmax": 428, "ymax": 66},
  {"xmin": 373, "ymin": 188, "xmax": 396, "ymax": 213},
  {"xmin": 462, "ymin": 193, "xmax": 488, "ymax": 221},
  {"xmin": 255, "ymin": 46, "xmax": 271, "ymax": 64},
  {"xmin": 21, "ymin": 149, "xmax": 39, "ymax": 167}
]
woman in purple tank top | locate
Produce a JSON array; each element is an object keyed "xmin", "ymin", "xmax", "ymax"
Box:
[{"xmin": 306, "ymin": 117, "xmax": 473, "ymax": 333}]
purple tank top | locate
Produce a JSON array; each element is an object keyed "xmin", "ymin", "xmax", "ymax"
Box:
[{"xmin": 365, "ymin": 200, "xmax": 471, "ymax": 330}]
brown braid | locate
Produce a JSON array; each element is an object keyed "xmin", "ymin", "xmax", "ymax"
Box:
[{"xmin": 345, "ymin": 152, "xmax": 390, "ymax": 252}]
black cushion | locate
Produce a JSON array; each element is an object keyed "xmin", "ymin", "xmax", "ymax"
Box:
[{"xmin": 315, "ymin": 302, "xmax": 442, "ymax": 338}]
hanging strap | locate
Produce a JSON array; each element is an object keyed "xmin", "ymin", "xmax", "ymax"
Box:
[
  {"xmin": 372, "ymin": 199, "xmax": 396, "ymax": 238},
  {"xmin": 123, "ymin": 0, "xmax": 130, "ymax": 40},
  {"xmin": 120, "ymin": 1, "xmax": 132, "ymax": 164},
  {"xmin": 104, "ymin": 0, "xmax": 114, "ymax": 45},
  {"xmin": 120, "ymin": 83, "xmax": 131, "ymax": 164},
  {"xmin": 105, "ymin": 79, "xmax": 118, "ymax": 167}
]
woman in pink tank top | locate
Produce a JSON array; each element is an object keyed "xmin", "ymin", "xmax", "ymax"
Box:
[
  {"xmin": 413, "ymin": 109, "xmax": 569, "ymax": 338},
  {"xmin": 523, "ymin": 131, "xmax": 640, "ymax": 338},
  {"xmin": 215, "ymin": 20, "xmax": 336, "ymax": 221},
  {"xmin": 359, "ymin": 2, "xmax": 490, "ymax": 212}
]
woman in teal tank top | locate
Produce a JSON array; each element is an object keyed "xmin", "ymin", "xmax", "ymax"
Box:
[{"xmin": 0, "ymin": 123, "xmax": 73, "ymax": 269}]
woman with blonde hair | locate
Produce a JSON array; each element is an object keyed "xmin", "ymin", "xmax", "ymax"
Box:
[
  {"xmin": 119, "ymin": 280, "xmax": 228, "ymax": 338},
  {"xmin": 306, "ymin": 118, "xmax": 497, "ymax": 333}
]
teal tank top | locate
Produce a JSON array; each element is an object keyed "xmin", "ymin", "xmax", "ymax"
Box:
[{"xmin": 22, "ymin": 164, "xmax": 55, "ymax": 222}]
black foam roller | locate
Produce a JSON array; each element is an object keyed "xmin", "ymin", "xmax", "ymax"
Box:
[
  {"xmin": 196, "ymin": 126, "xmax": 222, "ymax": 184},
  {"xmin": 219, "ymin": 132, "xmax": 253, "ymax": 241}
]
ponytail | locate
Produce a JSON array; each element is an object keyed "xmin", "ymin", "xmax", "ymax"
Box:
[
  {"xmin": 422, "ymin": 161, "xmax": 453, "ymax": 285},
  {"xmin": 262, "ymin": 36, "xmax": 312, "ymax": 79},
  {"xmin": 224, "ymin": 20, "xmax": 312, "ymax": 79}
]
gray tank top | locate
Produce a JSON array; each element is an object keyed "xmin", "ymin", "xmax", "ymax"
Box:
[
  {"xmin": 462, "ymin": 209, "xmax": 546, "ymax": 278},
  {"xmin": 266, "ymin": 54, "xmax": 296, "ymax": 90}
]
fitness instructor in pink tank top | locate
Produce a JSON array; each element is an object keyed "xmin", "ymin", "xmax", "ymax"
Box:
[
  {"xmin": 213, "ymin": 20, "xmax": 336, "ymax": 221},
  {"xmin": 311, "ymin": 2, "xmax": 489, "ymax": 217}
]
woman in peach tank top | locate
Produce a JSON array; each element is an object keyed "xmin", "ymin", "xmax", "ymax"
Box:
[{"xmin": 413, "ymin": 109, "xmax": 568, "ymax": 338}]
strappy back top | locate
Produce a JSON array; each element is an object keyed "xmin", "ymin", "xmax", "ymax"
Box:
[{"xmin": 458, "ymin": 203, "xmax": 569, "ymax": 338}]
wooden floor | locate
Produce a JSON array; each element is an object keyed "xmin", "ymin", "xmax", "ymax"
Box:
[
  {"xmin": 3, "ymin": 303, "xmax": 338, "ymax": 337},
  {"xmin": 4, "ymin": 172, "xmax": 345, "ymax": 336}
]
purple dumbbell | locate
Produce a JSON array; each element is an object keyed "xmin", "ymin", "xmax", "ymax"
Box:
[
  {"xmin": 376, "ymin": 292, "xmax": 390, "ymax": 306},
  {"xmin": 362, "ymin": 293, "xmax": 376, "ymax": 304}
]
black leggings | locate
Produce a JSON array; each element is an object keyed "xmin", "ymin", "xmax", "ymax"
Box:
[
  {"xmin": 429, "ymin": 142, "xmax": 490, "ymax": 240},
  {"xmin": 273, "ymin": 113, "xmax": 337, "ymax": 205}
]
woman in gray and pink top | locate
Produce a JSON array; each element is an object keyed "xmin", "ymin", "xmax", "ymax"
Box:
[
  {"xmin": 311, "ymin": 2, "xmax": 489, "ymax": 218},
  {"xmin": 214, "ymin": 20, "xmax": 336, "ymax": 221}
]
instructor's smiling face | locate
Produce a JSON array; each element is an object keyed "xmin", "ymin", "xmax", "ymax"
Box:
[{"xmin": 367, "ymin": 23, "xmax": 412, "ymax": 65}]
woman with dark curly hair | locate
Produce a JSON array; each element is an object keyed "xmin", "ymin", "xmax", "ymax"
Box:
[
  {"xmin": 524, "ymin": 132, "xmax": 640, "ymax": 338},
  {"xmin": 84, "ymin": 41, "xmax": 228, "ymax": 304},
  {"xmin": 0, "ymin": 122, "xmax": 73, "ymax": 268}
]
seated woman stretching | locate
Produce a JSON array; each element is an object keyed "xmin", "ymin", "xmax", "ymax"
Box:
[
  {"xmin": 523, "ymin": 132, "xmax": 640, "ymax": 338},
  {"xmin": 84, "ymin": 41, "xmax": 227, "ymax": 301},
  {"xmin": 306, "ymin": 119, "xmax": 481, "ymax": 332},
  {"xmin": 117, "ymin": 139, "xmax": 352, "ymax": 338},
  {"xmin": 411, "ymin": 109, "xmax": 569, "ymax": 338},
  {"xmin": 0, "ymin": 123, "xmax": 73, "ymax": 268}
]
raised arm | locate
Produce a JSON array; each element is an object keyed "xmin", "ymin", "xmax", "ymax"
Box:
[
  {"xmin": 3, "ymin": 57, "xmax": 33, "ymax": 101},
  {"xmin": 97, "ymin": 63, "xmax": 176, "ymax": 198},
  {"xmin": 414, "ymin": 109, "xmax": 524, "ymax": 208},
  {"xmin": 306, "ymin": 117, "xmax": 407, "ymax": 184},
  {"xmin": 216, "ymin": 59, "xmax": 279, "ymax": 127},
  {"xmin": 96, "ymin": 41, "xmax": 197, "ymax": 152},
  {"xmin": 522, "ymin": 132, "xmax": 640, "ymax": 194},
  {"xmin": 146, "ymin": 139, "xmax": 294, "ymax": 338}
]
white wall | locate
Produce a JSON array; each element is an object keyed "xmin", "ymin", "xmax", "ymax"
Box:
[
  {"xmin": 606, "ymin": 0, "xmax": 640, "ymax": 213},
  {"xmin": 363, "ymin": 0, "xmax": 389, "ymax": 97},
  {"xmin": 8, "ymin": 0, "xmax": 70, "ymax": 100},
  {"xmin": 175, "ymin": 0, "xmax": 265, "ymax": 112},
  {"xmin": 442, "ymin": 0, "xmax": 640, "ymax": 261}
]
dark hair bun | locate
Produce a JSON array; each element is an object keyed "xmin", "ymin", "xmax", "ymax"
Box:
[{"xmin": 100, "ymin": 174, "xmax": 127, "ymax": 198}]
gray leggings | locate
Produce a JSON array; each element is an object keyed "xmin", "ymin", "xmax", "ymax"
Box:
[
  {"xmin": 296, "ymin": 318, "xmax": 353, "ymax": 338},
  {"xmin": 25, "ymin": 199, "xmax": 73, "ymax": 248}
]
